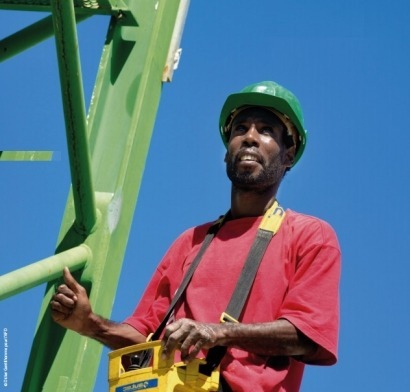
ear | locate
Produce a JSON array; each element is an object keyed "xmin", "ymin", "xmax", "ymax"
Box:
[{"xmin": 283, "ymin": 145, "xmax": 296, "ymax": 168}]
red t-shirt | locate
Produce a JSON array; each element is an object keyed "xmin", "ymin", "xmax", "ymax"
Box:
[{"xmin": 124, "ymin": 210, "xmax": 341, "ymax": 392}]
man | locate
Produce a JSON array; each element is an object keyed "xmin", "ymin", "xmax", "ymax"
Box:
[{"xmin": 51, "ymin": 81, "xmax": 341, "ymax": 391}]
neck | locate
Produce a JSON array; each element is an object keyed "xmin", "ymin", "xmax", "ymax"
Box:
[{"xmin": 229, "ymin": 185, "xmax": 279, "ymax": 219}]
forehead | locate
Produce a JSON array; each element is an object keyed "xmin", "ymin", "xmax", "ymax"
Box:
[{"xmin": 231, "ymin": 106, "xmax": 284, "ymax": 128}]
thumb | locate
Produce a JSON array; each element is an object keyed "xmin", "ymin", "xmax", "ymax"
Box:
[{"xmin": 63, "ymin": 267, "xmax": 82, "ymax": 293}]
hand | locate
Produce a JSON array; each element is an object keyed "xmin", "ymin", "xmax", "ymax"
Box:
[
  {"xmin": 162, "ymin": 318, "xmax": 221, "ymax": 363},
  {"xmin": 50, "ymin": 267, "xmax": 92, "ymax": 335}
]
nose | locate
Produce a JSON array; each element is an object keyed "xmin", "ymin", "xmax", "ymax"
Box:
[{"xmin": 242, "ymin": 124, "xmax": 259, "ymax": 146}]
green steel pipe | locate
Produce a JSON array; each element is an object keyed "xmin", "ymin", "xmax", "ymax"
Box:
[
  {"xmin": 0, "ymin": 14, "xmax": 90, "ymax": 63},
  {"xmin": 51, "ymin": 0, "xmax": 97, "ymax": 235},
  {"xmin": 0, "ymin": 245, "xmax": 90, "ymax": 301},
  {"xmin": 0, "ymin": 150, "xmax": 54, "ymax": 161}
]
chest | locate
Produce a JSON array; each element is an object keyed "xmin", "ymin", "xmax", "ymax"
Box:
[{"xmin": 179, "ymin": 228, "xmax": 295, "ymax": 323}]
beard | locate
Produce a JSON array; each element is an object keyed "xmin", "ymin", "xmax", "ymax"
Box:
[{"xmin": 226, "ymin": 152, "xmax": 284, "ymax": 193}]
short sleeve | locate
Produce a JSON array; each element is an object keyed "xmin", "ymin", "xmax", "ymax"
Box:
[{"xmin": 278, "ymin": 215, "xmax": 341, "ymax": 365}]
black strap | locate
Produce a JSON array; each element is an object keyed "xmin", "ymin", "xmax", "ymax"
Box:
[
  {"xmin": 217, "ymin": 374, "xmax": 233, "ymax": 392},
  {"xmin": 133, "ymin": 217, "xmax": 225, "ymax": 370},
  {"xmin": 200, "ymin": 228, "xmax": 274, "ymax": 376},
  {"xmin": 150, "ymin": 216, "xmax": 225, "ymax": 341},
  {"xmin": 225, "ymin": 229, "xmax": 273, "ymax": 318}
]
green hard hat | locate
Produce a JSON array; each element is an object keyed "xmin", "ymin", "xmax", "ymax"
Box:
[{"xmin": 219, "ymin": 81, "xmax": 307, "ymax": 166}]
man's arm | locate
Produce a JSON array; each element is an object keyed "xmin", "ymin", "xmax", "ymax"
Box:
[
  {"xmin": 51, "ymin": 269, "xmax": 316, "ymax": 359},
  {"xmin": 162, "ymin": 318, "xmax": 317, "ymax": 363},
  {"xmin": 50, "ymin": 267, "xmax": 145, "ymax": 350}
]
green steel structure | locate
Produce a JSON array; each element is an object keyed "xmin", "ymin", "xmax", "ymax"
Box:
[{"xmin": 0, "ymin": 0, "xmax": 190, "ymax": 390}]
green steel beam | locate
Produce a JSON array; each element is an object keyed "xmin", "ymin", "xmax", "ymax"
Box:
[
  {"xmin": 0, "ymin": 245, "xmax": 90, "ymax": 300},
  {"xmin": 20, "ymin": 0, "xmax": 190, "ymax": 391},
  {"xmin": 0, "ymin": 14, "xmax": 89, "ymax": 63},
  {"xmin": 0, "ymin": 0, "xmax": 137, "ymax": 25},
  {"xmin": 51, "ymin": 0, "xmax": 97, "ymax": 235},
  {"xmin": 0, "ymin": 150, "xmax": 54, "ymax": 161}
]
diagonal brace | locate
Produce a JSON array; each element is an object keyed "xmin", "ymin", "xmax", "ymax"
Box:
[{"xmin": 0, "ymin": 14, "xmax": 90, "ymax": 63}]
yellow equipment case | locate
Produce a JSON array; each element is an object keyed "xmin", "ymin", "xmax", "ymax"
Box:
[{"xmin": 108, "ymin": 340, "xmax": 220, "ymax": 392}]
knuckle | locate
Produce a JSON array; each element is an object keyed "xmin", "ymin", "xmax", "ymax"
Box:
[
  {"xmin": 164, "ymin": 325, "xmax": 174, "ymax": 337},
  {"xmin": 77, "ymin": 285, "xmax": 86, "ymax": 295},
  {"xmin": 56, "ymin": 293, "xmax": 70, "ymax": 304},
  {"xmin": 167, "ymin": 334, "xmax": 178, "ymax": 345},
  {"xmin": 50, "ymin": 301, "xmax": 59, "ymax": 310},
  {"xmin": 180, "ymin": 318, "xmax": 192, "ymax": 327}
]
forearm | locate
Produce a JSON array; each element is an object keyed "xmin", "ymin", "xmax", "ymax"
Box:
[
  {"xmin": 216, "ymin": 319, "xmax": 317, "ymax": 357},
  {"xmin": 81, "ymin": 313, "xmax": 146, "ymax": 350}
]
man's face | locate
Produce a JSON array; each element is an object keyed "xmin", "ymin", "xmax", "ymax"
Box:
[{"xmin": 225, "ymin": 107, "xmax": 295, "ymax": 193}]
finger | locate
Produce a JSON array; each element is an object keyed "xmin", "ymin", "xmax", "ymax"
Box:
[
  {"xmin": 162, "ymin": 331, "xmax": 182, "ymax": 357},
  {"xmin": 183, "ymin": 340, "xmax": 203, "ymax": 363},
  {"xmin": 53, "ymin": 292, "xmax": 76, "ymax": 308},
  {"xmin": 51, "ymin": 309, "xmax": 67, "ymax": 322},
  {"xmin": 62, "ymin": 267, "xmax": 82, "ymax": 294},
  {"xmin": 162, "ymin": 320, "xmax": 185, "ymax": 357},
  {"xmin": 50, "ymin": 299, "xmax": 73, "ymax": 316},
  {"xmin": 55, "ymin": 284, "xmax": 77, "ymax": 300},
  {"xmin": 163, "ymin": 319, "xmax": 182, "ymax": 339},
  {"xmin": 180, "ymin": 324, "xmax": 218, "ymax": 362},
  {"xmin": 180, "ymin": 334, "xmax": 202, "ymax": 363},
  {"xmin": 179, "ymin": 326, "xmax": 209, "ymax": 361}
]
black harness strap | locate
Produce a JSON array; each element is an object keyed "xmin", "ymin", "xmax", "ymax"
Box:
[
  {"xmin": 150, "ymin": 216, "xmax": 225, "ymax": 341},
  {"xmin": 133, "ymin": 217, "xmax": 226, "ymax": 369},
  {"xmin": 225, "ymin": 229, "xmax": 273, "ymax": 318},
  {"xmin": 200, "ymin": 228, "xmax": 274, "ymax": 376}
]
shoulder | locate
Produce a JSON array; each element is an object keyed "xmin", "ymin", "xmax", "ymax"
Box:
[
  {"xmin": 154, "ymin": 220, "xmax": 215, "ymax": 275},
  {"xmin": 283, "ymin": 209, "xmax": 340, "ymax": 250},
  {"xmin": 285, "ymin": 209, "xmax": 336, "ymax": 229},
  {"xmin": 170, "ymin": 217, "xmax": 221, "ymax": 249}
]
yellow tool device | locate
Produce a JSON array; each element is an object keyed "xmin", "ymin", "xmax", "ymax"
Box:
[{"xmin": 108, "ymin": 340, "xmax": 220, "ymax": 392}]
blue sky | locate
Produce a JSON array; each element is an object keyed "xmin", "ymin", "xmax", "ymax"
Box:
[{"xmin": 1, "ymin": 1, "xmax": 410, "ymax": 390}]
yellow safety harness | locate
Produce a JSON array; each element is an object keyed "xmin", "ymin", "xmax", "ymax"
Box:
[{"xmin": 109, "ymin": 201, "xmax": 286, "ymax": 392}]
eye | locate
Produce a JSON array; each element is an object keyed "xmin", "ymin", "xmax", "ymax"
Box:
[
  {"xmin": 232, "ymin": 124, "xmax": 248, "ymax": 134},
  {"xmin": 260, "ymin": 126, "xmax": 274, "ymax": 136}
]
